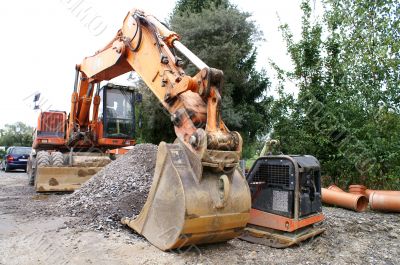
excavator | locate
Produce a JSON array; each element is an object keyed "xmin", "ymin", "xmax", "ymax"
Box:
[
  {"xmin": 30, "ymin": 6, "xmax": 323, "ymax": 250},
  {"xmin": 28, "ymin": 82, "xmax": 138, "ymax": 191},
  {"xmin": 52, "ymin": 8, "xmax": 251, "ymax": 251}
]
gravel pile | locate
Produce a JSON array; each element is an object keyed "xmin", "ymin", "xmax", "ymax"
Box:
[{"xmin": 58, "ymin": 144, "xmax": 158, "ymax": 230}]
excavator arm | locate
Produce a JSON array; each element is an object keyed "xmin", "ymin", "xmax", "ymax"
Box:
[
  {"xmin": 73, "ymin": 8, "xmax": 250, "ymax": 250},
  {"xmin": 73, "ymin": 8, "xmax": 242, "ymax": 160}
]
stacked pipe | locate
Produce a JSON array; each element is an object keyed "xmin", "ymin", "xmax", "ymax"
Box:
[
  {"xmin": 349, "ymin": 185, "xmax": 400, "ymax": 212},
  {"xmin": 322, "ymin": 185, "xmax": 368, "ymax": 212},
  {"xmin": 322, "ymin": 184, "xmax": 400, "ymax": 212}
]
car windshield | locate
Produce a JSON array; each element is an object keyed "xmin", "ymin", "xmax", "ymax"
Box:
[{"xmin": 11, "ymin": 147, "xmax": 31, "ymax": 155}]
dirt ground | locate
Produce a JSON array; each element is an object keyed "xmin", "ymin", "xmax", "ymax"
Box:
[{"xmin": 1, "ymin": 171, "xmax": 399, "ymax": 265}]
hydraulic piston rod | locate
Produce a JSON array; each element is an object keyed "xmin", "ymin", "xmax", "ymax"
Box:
[{"xmin": 173, "ymin": 40, "xmax": 208, "ymax": 70}]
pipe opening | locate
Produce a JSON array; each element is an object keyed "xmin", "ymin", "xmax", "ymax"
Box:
[{"xmin": 355, "ymin": 196, "xmax": 368, "ymax": 212}]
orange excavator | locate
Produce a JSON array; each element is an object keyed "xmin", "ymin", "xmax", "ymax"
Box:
[
  {"xmin": 30, "ymin": 8, "xmax": 250, "ymax": 250},
  {"xmin": 28, "ymin": 82, "xmax": 138, "ymax": 191},
  {"xmin": 28, "ymin": 6, "xmax": 326, "ymax": 251}
]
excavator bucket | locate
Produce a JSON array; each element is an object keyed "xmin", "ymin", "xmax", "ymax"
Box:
[{"xmin": 122, "ymin": 141, "xmax": 251, "ymax": 251}]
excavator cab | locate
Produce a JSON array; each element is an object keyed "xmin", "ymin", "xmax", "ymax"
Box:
[{"xmin": 98, "ymin": 84, "xmax": 137, "ymax": 143}]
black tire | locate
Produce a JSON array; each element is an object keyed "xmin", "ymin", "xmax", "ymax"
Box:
[
  {"xmin": 31, "ymin": 151, "xmax": 50, "ymax": 187},
  {"xmin": 5, "ymin": 162, "xmax": 11, "ymax": 172},
  {"xmin": 36, "ymin": 151, "xmax": 50, "ymax": 167},
  {"xmin": 27, "ymin": 156, "xmax": 36, "ymax": 186},
  {"xmin": 50, "ymin": 152, "xmax": 64, "ymax": 166},
  {"xmin": 29, "ymin": 167, "xmax": 36, "ymax": 186}
]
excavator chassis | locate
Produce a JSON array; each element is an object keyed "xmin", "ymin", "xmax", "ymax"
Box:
[{"xmin": 122, "ymin": 140, "xmax": 251, "ymax": 251}]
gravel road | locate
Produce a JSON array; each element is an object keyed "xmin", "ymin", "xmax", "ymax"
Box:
[{"xmin": 0, "ymin": 164, "xmax": 399, "ymax": 264}]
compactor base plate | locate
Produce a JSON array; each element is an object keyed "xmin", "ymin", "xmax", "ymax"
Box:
[{"xmin": 240, "ymin": 223, "xmax": 325, "ymax": 248}]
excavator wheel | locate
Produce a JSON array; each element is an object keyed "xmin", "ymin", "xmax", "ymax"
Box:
[
  {"xmin": 37, "ymin": 151, "xmax": 51, "ymax": 167},
  {"xmin": 50, "ymin": 152, "xmax": 64, "ymax": 166},
  {"xmin": 32, "ymin": 151, "xmax": 51, "ymax": 187},
  {"xmin": 122, "ymin": 141, "xmax": 251, "ymax": 251},
  {"xmin": 27, "ymin": 155, "xmax": 36, "ymax": 186},
  {"xmin": 28, "ymin": 168, "xmax": 35, "ymax": 186}
]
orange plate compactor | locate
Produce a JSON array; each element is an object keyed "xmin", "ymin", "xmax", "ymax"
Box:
[{"xmin": 241, "ymin": 155, "xmax": 325, "ymax": 248}]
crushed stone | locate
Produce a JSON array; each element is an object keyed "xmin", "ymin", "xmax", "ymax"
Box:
[{"xmin": 57, "ymin": 144, "xmax": 157, "ymax": 230}]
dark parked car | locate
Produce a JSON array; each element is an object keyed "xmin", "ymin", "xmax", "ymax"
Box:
[{"xmin": 1, "ymin": 146, "xmax": 32, "ymax": 172}]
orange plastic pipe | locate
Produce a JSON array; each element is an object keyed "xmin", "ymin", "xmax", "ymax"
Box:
[
  {"xmin": 349, "ymin": 184, "xmax": 368, "ymax": 196},
  {"xmin": 369, "ymin": 192, "xmax": 400, "ymax": 212},
  {"xmin": 348, "ymin": 184, "xmax": 400, "ymax": 201},
  {"xmin": 321, "ymin": 188, "xmax": 368, "ymax": 212},
  {"xmin": 327, "ymin": 184, "xmax": 345, "ymax": 192},
  {"xmin": 365, "ymin": 189, "xmax": 400, "ymax": 199}
]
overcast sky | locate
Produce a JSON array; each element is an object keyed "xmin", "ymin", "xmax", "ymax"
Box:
[{"xmin": 0, "ymin": 0, "xmax": 321, "ymax": 128}]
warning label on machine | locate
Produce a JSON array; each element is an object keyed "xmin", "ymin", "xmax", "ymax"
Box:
[{"xmin": 272, "ymin": 190, "xmax": 289, "ymax": 212}]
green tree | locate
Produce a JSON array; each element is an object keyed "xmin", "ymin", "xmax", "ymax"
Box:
[
  {"xmin": 0, "ymin": 122, "xmax": 34, "ymax": 147},
  {"xmin": 325, "ymin": 0, "xmax": 400, "ymax": 188},
  {"xmin": 174, "ymin": 0, "xmax": 229, "ymax": 15},
  {"xmin": 133, "ymin": 79, "xmax": 176, "ymax": 144},
  {"xmin": 170, "ymin": 2, "xmax": 272, "ymax": 157},
  {"xmin": 271, "ymin": 0, "xmax": 400, "ymax": 189}
]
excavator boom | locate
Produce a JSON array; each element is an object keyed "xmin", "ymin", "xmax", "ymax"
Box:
[{"xmin": 77, "ymin": 9, "xmax": 238, "ymax": 154}]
